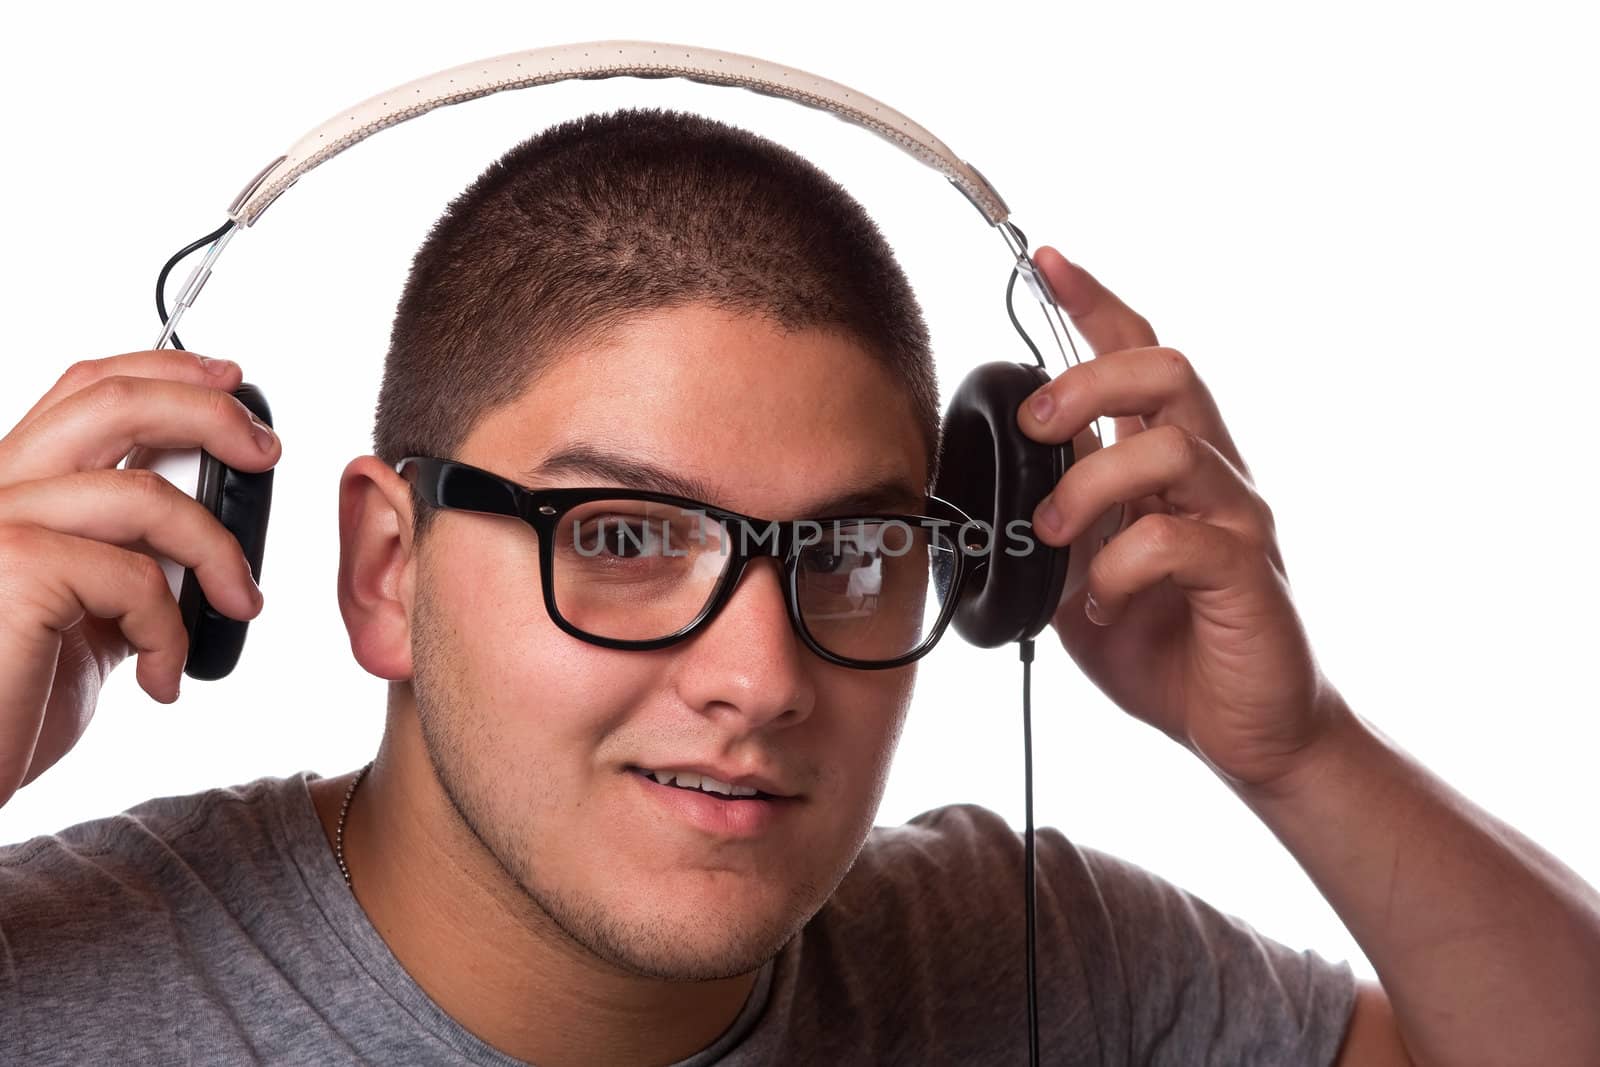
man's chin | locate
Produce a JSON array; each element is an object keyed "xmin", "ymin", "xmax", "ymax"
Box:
[
  {"xmin": 616, "ymin": 942, "xmax": 781, "ymax": 983},
  {"xmin": 549, "ymin": 882, "xmax": 812, "ymax": 983}
]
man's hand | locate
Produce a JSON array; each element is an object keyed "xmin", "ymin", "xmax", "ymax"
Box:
[
  {"xmin": 1018, "ymin": 247, "xmax": 1600, "ymax": 1066},
  {"xmin": 0, "ymin": 351, "xmax": 278, "ymax": 809},
  {"xmin": 1017, "ymin": 246, "xmax": 1347, "ymax": 791}
]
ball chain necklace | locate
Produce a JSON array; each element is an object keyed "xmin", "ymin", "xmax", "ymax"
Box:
[{"xmin": 335, "ymin": 759, "xmax": 375, "ymax": 889}]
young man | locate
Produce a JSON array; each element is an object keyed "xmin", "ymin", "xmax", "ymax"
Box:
[{"xmin": 1, "ymin": 108, "xmax": 1596, "ymax": 1066}]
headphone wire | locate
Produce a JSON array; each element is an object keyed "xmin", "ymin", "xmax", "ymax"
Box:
[
  {"xmin": 1021, "ymin": 636, "xmax": 1040, "ymax": 1065},
  {"xmin": 1004, "ymin": 223, "xmax": 1048, "ymax": 371},
  {"xmin": 155, "ymin": 219, "xmax": 235, "ymax": 351}
]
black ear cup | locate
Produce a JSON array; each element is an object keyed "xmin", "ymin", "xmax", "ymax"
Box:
[
  {"xmin": 933, "ymin": 362, "xmax": 1073, "ymax": 648},
  {"xmin": 178, "ymin": 383, "xmax": 275, "ymax": 680}
]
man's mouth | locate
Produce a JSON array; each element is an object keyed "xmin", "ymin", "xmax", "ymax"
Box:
[
  {"xmin": 626, "ymin": 765, "xmax": 798, "ymax": 838},
  {"xmin": 626, "ymin": 766, "xmax": 781, "ymax": 802}
]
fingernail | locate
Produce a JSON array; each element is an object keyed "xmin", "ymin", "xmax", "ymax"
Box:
[
  {"xmin": 200, "ymin": 356, "xmax": 233, "ymax": 376},
  {"xmin": 1036, "ymin": 497, "xmax": 1063, "ymax": 538},
  {"xmin": 1029, "ymin": 391, "xmax": 1055, "ymax": 423},
  {"xmin": 1085, "ymin": 592, "xmax": 1109, "ymax": 626},
  {"xmin": 249, "ymin": 413, "xmax": 276, "ymax": 452}
]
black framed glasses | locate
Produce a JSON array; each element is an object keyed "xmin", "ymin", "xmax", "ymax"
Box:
[{"xmin": 396, "ymin": 456, "xmax": 983, "ymax": 670}]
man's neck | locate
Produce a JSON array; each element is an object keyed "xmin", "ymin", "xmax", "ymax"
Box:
[{"xmin": 308, "ymin": 727, "xmax": 762, "ymax": 1067}]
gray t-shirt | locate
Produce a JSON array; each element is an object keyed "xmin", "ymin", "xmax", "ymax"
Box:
[{"xmin": 0, "ymin": 771, "xmax": 1356, "ymax": 1065}]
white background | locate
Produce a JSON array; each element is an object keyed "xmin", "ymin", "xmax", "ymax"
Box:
[{"xmin": 2, "ymin": 2, "xmax": 1596, "ymax": 983}]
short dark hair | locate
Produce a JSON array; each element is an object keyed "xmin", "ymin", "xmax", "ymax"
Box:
[{"xmin": 372, "ymin": 106, "xmax": 940, "ymax": 540}]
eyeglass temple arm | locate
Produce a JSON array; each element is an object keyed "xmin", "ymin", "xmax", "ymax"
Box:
[{"xmin": 396, "ymin": 456, "xmax": 528, "ymax": 519}]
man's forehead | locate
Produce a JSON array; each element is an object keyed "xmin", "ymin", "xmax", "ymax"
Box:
[{"xmin": 465, "ymin": 303, "xmax": 933, "ymax": 514}]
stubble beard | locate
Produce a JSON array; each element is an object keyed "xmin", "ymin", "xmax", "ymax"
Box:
[{"xmin": 407, "ymin": 574, "xmax": 818, "ymax": 982}]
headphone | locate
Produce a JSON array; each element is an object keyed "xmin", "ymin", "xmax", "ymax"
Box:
[
  {"xmin": 143, "ymin": 42, "xmax": 1126, "ymax": 1059},
  {"xmin": 149, "ymin": 40, "xmax": 1122, "ymax": 678}
]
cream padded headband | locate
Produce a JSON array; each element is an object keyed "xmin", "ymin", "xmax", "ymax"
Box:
[{"xmin": 226, "ymin": 40, "xmax": 1012, "ymax": 227}]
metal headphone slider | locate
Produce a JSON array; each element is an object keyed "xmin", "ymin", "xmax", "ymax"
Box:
[
  {"xmin": 1016, "ymin": 261, "xmax": 1050, "ymax": 306},
  {"xmin": 227, "ymin": 155, "xmax": 288, "ymax": 219}
]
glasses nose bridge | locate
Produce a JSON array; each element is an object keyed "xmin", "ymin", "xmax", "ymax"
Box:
[
  {"xmin": 710, "ymin": 514, "xmax": 801, "ymax": 625},
  {"xmin": 713, "ymin": 512, "xmax": 791, "ymax": 576}
]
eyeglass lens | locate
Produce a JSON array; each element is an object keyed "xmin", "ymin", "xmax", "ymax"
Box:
[{"xmin": 547, "ymin": 499, "xmax": 960, "ymax": 662}]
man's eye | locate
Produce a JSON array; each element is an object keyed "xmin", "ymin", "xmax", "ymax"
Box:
[
  {"xmin": 801, "ymin": 544, "xmax": 860, "ymax": 574},
  {"xmin": 800, "ymin": 546, "xmax": 835, "ymax": 571},
  {"xmin": 604, "ymin": 523, "xmax": 651, "ymax": 557},
  {"xmin": 575, "ymin": 518, "xmax": 659, "ymax": 558}
]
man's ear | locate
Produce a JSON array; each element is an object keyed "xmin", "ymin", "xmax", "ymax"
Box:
[{"xmin": 337, "ymin": 455, "xmax": 417, "ymax": 681}]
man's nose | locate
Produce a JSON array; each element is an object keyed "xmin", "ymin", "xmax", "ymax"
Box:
[{"xmin": 673, "ymin": 556, "xmax": 816, "ymax": 733}]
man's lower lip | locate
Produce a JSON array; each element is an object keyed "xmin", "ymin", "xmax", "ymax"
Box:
[{"xmin": 628, "ymin": 769, "xmax": 797, "ymax": 838}]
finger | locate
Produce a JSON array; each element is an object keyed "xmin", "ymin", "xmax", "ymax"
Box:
[
  {"xmin": 0, "ymin": 469, "xmax": 264, "ymax": 621},
  {"xmin": 1018, "ymin": 344, "xmax": 1255, "ymax": 484},
  {"xmin": 1031, "ymin": 423, "xmax": 1275, "ymax": 556},
  {"xmin": 1079, "ymin": 511, "xmax": 1275, "ymax": 628},
  {"xmin": 1030, "ymin": 247, "xmax": 1157, "ymax": 447},
  {"xmin": 0, "ymin": 524, "xmax": 190, "ymax": 703},
  {"xmin": 1032, "ymin": 247, "xmax": 1158, "ymax": 357},
  {"xmin": 0, "ymin": 375, "xmax": 279, "ymax": 485},
  {"xmin": 13, "ymin": 350, "xmax": 242, "ymax": 436}
]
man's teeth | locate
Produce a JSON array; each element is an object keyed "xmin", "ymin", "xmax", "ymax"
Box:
[{"xmin": 645, "ymin": 769, "xmax": 761, "ymax": 797}]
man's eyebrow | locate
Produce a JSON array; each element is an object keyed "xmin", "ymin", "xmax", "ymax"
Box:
[
  {"xmin": 525, "ymin": 446, "xmax": 718, "ymax": 503},
  {"xmin": 524, "ymin": 445, "xmax": 926, "ymax": 516},
  {"xmin": 805, "ymin": 479, "xmax": 927, "ymax": 517}
]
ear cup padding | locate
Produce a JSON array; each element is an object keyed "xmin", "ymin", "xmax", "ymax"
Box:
[
  {"xmin": 933, "ymin": 362, "xmax": 1072, "ymax": 648},
  {"xmin": 182, "ymin": 383, "xmax": 275, "ymax": 680}
]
